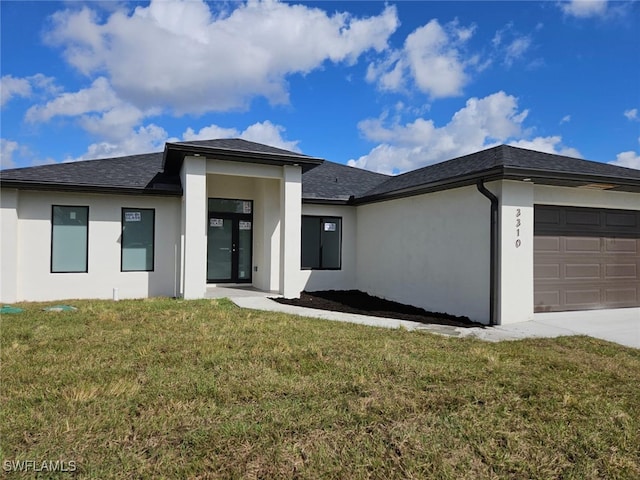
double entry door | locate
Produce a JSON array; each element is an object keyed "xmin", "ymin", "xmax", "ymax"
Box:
[{"xmin": 207, "ymin": 199, "xmax": 252, "ymax": 283}]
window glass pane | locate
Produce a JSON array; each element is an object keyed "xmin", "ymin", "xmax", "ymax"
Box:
[
  {"xmin": 208, "ymin": 217, "xmax": 233, "ymax": 280},
  {"xmin": 321, "ymin": 218, "xmax": 341, "ymax": 269},
  {"xmin": 301, "ymin": 216, "xmax": 321, "ymax": 269},
  {"xmin": 208, "ymin": 198, "xmax": 252, "ymax": 214},
  {"xmin": 122, "ymin": 209, "xmax": 154, "ymax": 271},
  {"xmin": 238, "ymin": 221, "xmax": 252, "ymax": 280},
  {"xmin": 52, "ymin": 206, "xmax": 88, "ymax": 273}
]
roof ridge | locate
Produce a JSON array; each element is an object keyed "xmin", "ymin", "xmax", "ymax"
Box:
[{"xmin": 171, "ymin": 138, "xmax": 313, "ymax": 158}]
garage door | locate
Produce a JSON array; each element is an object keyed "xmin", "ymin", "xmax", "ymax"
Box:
[{"xmin": 534, "ymin": 205, "xmax": 640, "ymax": 312}]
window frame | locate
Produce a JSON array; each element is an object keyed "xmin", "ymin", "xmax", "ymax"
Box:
[
  {"xmin": 121, "ymin": 207, "xmax": 156, "ymax": 272},
  {"xmin": 301, "ymin": 215, "xmax": 342, "ymax": 270},
  {"xmin": 50, "ymin": 205, "xmax": 89, "ymax": 273}
]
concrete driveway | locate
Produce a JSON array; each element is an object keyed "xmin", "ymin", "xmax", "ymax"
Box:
[
  {"xmin": 533, "ymin": 308, "xmax": 639, "ymax": 348},
  {"xmin": 462, "ymin": 308, "xmax": 640, "ymax": 349}
]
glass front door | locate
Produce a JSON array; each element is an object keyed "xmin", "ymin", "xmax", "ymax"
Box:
[{"xmin": 207, "ymin": 199, "xmax": 253, "ymax": 283}]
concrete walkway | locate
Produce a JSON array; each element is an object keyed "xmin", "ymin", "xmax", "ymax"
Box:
[{"xmin": 215, "ymin": 288, "xmax": 639, "ymax": 349}]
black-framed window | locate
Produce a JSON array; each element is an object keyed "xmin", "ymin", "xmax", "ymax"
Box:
[
  {"xmin": 121, "ymin": 208, "xmax": 155, "ymax": 272},
  {"xmin": 301, "ymin": 216, "xmax": 342, "ymax": 270},
  {"xmin": 51, "ymin": 205, "xmax": 89, "ymax": 273}
]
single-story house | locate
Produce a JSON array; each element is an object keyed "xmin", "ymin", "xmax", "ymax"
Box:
[{"xmin": 1, "ymin": 139, "xmax": 639, "ymax": 325}]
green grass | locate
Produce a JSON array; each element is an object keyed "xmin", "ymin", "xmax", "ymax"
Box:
[{"xmin": 1, "ymin": 298, "xmax": 639, "ymax": 479}]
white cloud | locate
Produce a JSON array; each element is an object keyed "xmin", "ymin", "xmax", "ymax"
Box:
[
  {"xmin": 348, "ymin": 91, "xmax": 580, "ymax": 174},
  {"xmin": 367, "ymin": 19, "xmax": 477, "ymax": 98},
  {"xmin": 23, "ymin": 66, "xmax": 302, "ymax": 160},
  {"xmin": 25, "ymin": 77, "xmax": 155, "ymax": 143},
  {"xmin": 560, "ymin": 114, "xmax": 571, "ymax": 124},
  {"xmin": 504, "ymin": 36, "xmax": 532, "ymax": 67},
  {"xmin": 78, "ymin": 103, "xmax": 149, "ymax": 142},
  {"xmin": 609, "ymin": 150, "xmax": 640, "ymax": 169},
  {"xmin": 559, "ymin": 1, "xmax": 608, "ymax": 18},
  {"xmin": 508, "ymin": 136, "xmax": 581, "ymax": 158},
  {"xmin": 1, "ymin": 76, "xmax": 31, "ymax": 107},
  {"xmin": 44, "ymin": 0, "xmax": 399, "ymax": 114},
  {"xmin": 239, "ymin": 121, "xmax": 301, "ymax": 152},
  {"xmin": 64, "ymin": 124, "xmax": 170, "ymax": 162},
  {"xmin": 492, "ymin": 23, "xmax": 535, "ymax": 68},
  {"xmin": 623, "ymin": 108, "xmax": 638, "ymax": 121},
  {"xmin": 182, "ymin": 125, "xmax": 240, "ymax": 142},
  {"xmin": 1, "ymin": 139, "xmax": 19, "ymax": 169},
  {"xmin": 0, "ymin": 74, "xmax": 58, "ymax": 107},
  {"xmin": 26, "ymin": 77, "xmax": 124, "ymax": 122},
  {"xmin": 64, "ymin": 119, "xmax": 300, "ymax": 162},
  {"xmin": 0, "ymin": 139, "xmax": 57, "ymax": 169},
  {"xmin": 182, "ymin": 120, "xmax": 301, "ymax": 152}
]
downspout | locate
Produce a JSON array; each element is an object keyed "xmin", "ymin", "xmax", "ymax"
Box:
[{"xmin": 476, "ymin": 179, "xmax": 498, "ymax": 326}]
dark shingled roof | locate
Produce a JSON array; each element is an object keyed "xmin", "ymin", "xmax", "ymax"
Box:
[
  {"xmin": 358, "ymin": 145, "xmax": 640, "ymax": 201},
  {"xmin": 0, "ymin": 152, "xmax": 181, "ymax": 195},
  {"xmin": 302, "ymin": 160, "xmax": 390, "ymax": 202},
  {"xmin": 2, "ymin": 143, "xmax": 639, "ymax": 201}
]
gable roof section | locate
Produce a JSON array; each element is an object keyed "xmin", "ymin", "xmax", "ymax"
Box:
[
  {"xmin": 302, "ymin": 160, "xmax": 390, "ymax": 203},
  {"xmin": 358, "ymin": 145, "xmax": 640, "ymax": 202},
  {"xmin": 163, "ymin": 138, "xmax": 323, "ymax": 175},
  {"xmin": 0, "ymin": 152, "xmax": 181, "ymax": 196}
]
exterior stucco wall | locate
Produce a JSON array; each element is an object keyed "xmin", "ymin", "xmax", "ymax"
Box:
[
  {"xmin": 300, "ymin": 204, "xmax": 357, "ymax": 292},
  {"xmin": 497, "ymin": 181, "xmax": 535, "ymax": 325},
  {"xmin": 207, "ymin": 175, "xmax": 257, "ymax": 199},
  {"xmin": 252, "ymin": 178, "xmax": 281, "ymax": 292},
  {"xmin": 280, "ymin": 166, "xmax": 303, "ymax": 298},
  {"xmin": 1, "ymin": 188, "xmax": 19, "ymax": 303},
  {"xmin": 534, "ymin": 184, "xmax": 640, "ymax": 211},
  {"xmin": 14, "ymin": 190, "xmax": 181, "ymax": 302},
  {"xmin": 181, "ymin": 156, "xmax": 207, "ymax": 299},
  {"xmin": 356, "ymin": 185, "xmax": 493, "ymax": 323}
]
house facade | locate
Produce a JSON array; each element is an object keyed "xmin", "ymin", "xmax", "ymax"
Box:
[{"xmin": 1, "ymin": 139, "xmax": 639, "ymax": 325}]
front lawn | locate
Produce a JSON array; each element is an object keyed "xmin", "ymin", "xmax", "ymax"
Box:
[{"xmin": 1, "ymin": 298, "xmax": 638, "ymax": 479}]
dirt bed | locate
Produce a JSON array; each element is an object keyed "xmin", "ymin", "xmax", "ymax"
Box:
[{"xmin": 272, "ymin": 290, "xmax": 483, "ymax": 328}]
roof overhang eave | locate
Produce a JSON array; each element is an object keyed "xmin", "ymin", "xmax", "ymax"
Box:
[
  {"xmin": 354, "ymin": 167, "xmax": 505, "ymax": 204},
  {"xmin": 0, "ymin": 180, "xmax": 183, "ymax": 196},
  {"xmin": 502, "ymin": 166, "xmax": 640, "ymax": 192},
  {"xmin": 302, "ymin": 196, "xmax": 354, "ymax": 205},
  {"xmin": 354, "ymin": 166, "xmax": 640, "ymax": 204}
]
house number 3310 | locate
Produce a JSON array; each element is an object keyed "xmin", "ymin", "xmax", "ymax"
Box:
[{"xmin": 515, "ymin": 208, "xmax": 522, "ymax": 248}]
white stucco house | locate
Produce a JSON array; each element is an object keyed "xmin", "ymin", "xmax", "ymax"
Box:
[{"xmin": 1, "ymin": 139, "xmax": 639, "ymax": 325}]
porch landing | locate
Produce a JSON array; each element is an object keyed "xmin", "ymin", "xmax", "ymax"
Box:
[{"xmin": 205, "ymin": 286, "xmax": 280, "ymax": 299}]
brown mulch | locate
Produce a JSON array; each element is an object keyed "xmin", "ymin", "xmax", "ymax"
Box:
[{"xmin": 272, "ymin": 290, "xmax": 484, "ymax": 328}]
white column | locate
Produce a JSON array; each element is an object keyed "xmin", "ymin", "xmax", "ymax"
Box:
[
  {"xmin": 180, "ymin": 156, "xmax": 207, "ymax": 299},
  {"xmin": 498, "ymin": 180, "xmax": 534, "ymax": 324},
  {"xmin": 0, "ymin": 188, "xmax": 19, "ymax": 303},
  {"xmin": 280, "ymin": 165, "xmax": 302, "ymax": 298}
]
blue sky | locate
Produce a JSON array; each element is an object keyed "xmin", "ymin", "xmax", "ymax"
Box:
[{"xmin": 1, "ymin": 0, "xmax": 639, "ymax": 173}]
